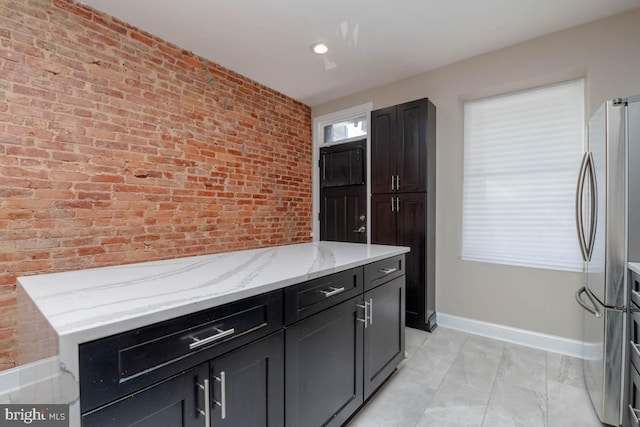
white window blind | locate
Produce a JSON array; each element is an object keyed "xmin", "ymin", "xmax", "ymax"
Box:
[{"xmin": 461, "ymin": 79, "xmax": 584, "ymax": 271}]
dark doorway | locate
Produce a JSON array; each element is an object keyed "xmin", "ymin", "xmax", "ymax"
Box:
[{"xmin": 319, "ymin": 139, "xmax": 367, "ymax": 243}]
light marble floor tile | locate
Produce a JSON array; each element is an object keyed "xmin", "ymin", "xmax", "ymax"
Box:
[
  {"xmin": 405, "ymin": 327, "xmax": 430, "ymax": 360},
  {"xmin": 496, "ymin": 343, "xmax": 547, "ymax": 395},
  {"xmin": 348, "ymin": 365, "xmax": 437, "ymax": 427},
  {"xmin": 353, "ymin": 327, "xmax": 607, "ymax": 427},
  {"xmin": 547, "ymin": 353, "xmax": 585, "ymax": 389},
  {"xmin": 547, "ymin": 380, "xmax": 606, "ymax": 427},
  {"xmin": 482, "ymin": 380, "xmax": 547, "ymax": 427}
]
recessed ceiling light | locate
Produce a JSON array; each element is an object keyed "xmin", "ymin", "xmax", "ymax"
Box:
[{"xmin": 311, "ymin": 43, "xmax": 329, "ymax": 55}]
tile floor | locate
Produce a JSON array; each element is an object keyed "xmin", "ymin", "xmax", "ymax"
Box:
[{"xmin": 348, "ymin": 326, "xmax": 606, "ymax": 427}]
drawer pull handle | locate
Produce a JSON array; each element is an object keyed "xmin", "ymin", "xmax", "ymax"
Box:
[
  {"xmin": 630, "ymin": 404, "xmax": 640, "ymax": 427},
  {"xmin": 379, "ymin": 267, "xmax": 397, "ymax": 275},
  {"xmin": 189, "ymin": 327, "xmax": 235, "ymax": 350},
  {"xmin": 214, "ymin": 371, "xmax": 227, "ymax": 419},
  {"xmin": 321, "ymin": 286, "xmax": 346, "ymax": 298},
  {"xmin": 196, "ymin": 378, "xmax": 211, "ymax": 426},
  {"xmin": 357, "ymin": 301, "xmax": 369, "ymax": 328},
  {"xmin": 632, "ymin": 341, "xmax": 640, "ymax": 358},
  {"xmin": 368, "ymin": 298, "xmax": 373, "ymax": 325}
]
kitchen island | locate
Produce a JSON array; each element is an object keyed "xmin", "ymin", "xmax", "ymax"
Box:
[{"xmin": 17, "ymin": 241, "xmax": 409, "ymax": 426}]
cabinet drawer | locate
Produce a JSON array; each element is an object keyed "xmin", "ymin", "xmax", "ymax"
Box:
[
  {"xmin": 632, "ymin": 270, "xmax": 640, "ymax": 308},
  {"xmin": 80, "ymin": 290, "xmax": 282, "ymax": 413},
  {"xmin": 630, "ymin": 362, "xmax": 640, "ymax": 427},
  {"xmin": 284, "ymin": 268, "xmax": 363, "ymax": 324},
  {"xmin": 632, "ymin": 303, "xmax": 640, "ymax": 372},
  {"xmin": 364, "ymin": 255, "xmax": 405, "ymax": 291}
]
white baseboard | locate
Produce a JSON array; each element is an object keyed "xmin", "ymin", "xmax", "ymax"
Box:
[
  {"xmin": 0, "ymin": 356, "xmax": 59, "ymax": 399},
  {"xmin": 437, "ymin": 313, "xmax": 585, "ymax": 358}
]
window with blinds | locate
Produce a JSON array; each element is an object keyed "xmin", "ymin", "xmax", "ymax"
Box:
[{"xmin": 461, "ymin": 79, "xmax": 585, "ymax": 271}]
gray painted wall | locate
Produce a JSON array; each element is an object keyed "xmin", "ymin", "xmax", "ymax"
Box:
[{"xmin": 312, "ymin": 9, "xmax": 640, "ymax": 340}]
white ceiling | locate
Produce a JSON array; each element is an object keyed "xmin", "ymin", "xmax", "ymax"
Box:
[{"xmin": 79, "ymin": 0, "xmax": 639, "ymax": 106}]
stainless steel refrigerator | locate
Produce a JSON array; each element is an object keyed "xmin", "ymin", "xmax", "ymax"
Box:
[{"xmin": 575, "ymin": 95, "xmax": 640, "ymax": 426}]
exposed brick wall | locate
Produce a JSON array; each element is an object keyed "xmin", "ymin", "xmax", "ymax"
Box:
[{"xmin": 0, "ymin": 0, "xmax": 312, "ymax": 370}]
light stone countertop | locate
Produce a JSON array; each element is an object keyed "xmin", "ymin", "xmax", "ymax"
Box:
[
  {"xmin": 18, "ymin": 241, "xmax": 409, "ymax": 345},
  {"xmin": 15, "ymin": 241, "xmax": 409, "ymax": 425},
  {"xmin": 629, "ymin": 262, "xmax": 640, "ymax": 276}
]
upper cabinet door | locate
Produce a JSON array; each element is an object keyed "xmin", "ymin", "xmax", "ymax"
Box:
[
  {"xmin": 396, "ymin": 100, "xmax": 428, "ymax": 193},
  {"xmin": 371, "ymin": 106, "xmax": 397, "ymax": 193}
]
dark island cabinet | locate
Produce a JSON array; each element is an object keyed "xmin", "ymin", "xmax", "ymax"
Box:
[
  {"xmin": 82, "ymin": 363, "xmax": 208, "ymax": 427},
  {"xmin": 285, "ymin": 296, "xmax": 364, "ymax": 427},
  {"xmin": 79, "ymin": 255, "xmax": 406, "ymax": 427},
  {"xmin": 363, "ymin": 276, "xmax": 406, "ymax": 399},
  {"xmin": 209, "ymin": 332, "xmax": 284, "ymax": 427}
]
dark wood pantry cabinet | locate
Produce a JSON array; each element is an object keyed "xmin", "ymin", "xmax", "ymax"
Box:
[{"xmin": 371, "ymin": 98, "xmax": 436, "ymax": 332}]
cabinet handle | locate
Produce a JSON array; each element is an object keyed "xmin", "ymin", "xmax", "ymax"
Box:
[
  {"xmin": 396, "ymin": 197, "xmax": 400, "ymax": 212},
  {"xmin": 396, "ymin": 175, "xmax": 400, "ymax": 190},
  {"xmin": 391, "ymin": 175, "xmax": 395, "ymax": 191},
  {"xmin": 214, "ymin": 371, "xmax": 227, "ymax": 419},
  {"xmin": 379, "ymin": 267, "xmax": 397, "ymax": 275},
  {"xmin": 391, "ymin": 197, "xmax": 395, "ymax": 212},
  {"xmin": 630, "ymin": 404, "xmax": 640, "ymax": 427},
  {"xmin": 321, "ymin": 286, "xmax": 345, "ymax": 298},
  {"xmin": 368, "ymin": 298, "xmax": 373, "ymax": 325},
  {"xmin": 197, "ymin": 378, "xmax": 211, "ymax": 426},
  {"xmin": 189, "ymin": 327, "xmax": 235, "ymax": 350},
  {"xmin": 357, "ymin": 301, "xmax": 368, "ymax": 328}
]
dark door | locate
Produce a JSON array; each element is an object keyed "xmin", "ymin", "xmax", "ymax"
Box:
[
  {"xmin": 397, "ymin": 100, "xmax": 427, "ymax": 193},
  {"xmin": 320, "ymin": 140, "xmax": 364, "ymax": 187},
  {"xmin": 320, "ymin": 140, "xmax": 367, "ymax": 243},
  {"xmin": 396, "ymin": 193, "xmax": 427, "ymax": 327},
  {"xmin": 285, "ymin": 296, "xmax": 364, "ymax": 427},
  {"xmin": 363, "ymin": 276, "xmax": 406, "ymax": 399},
  {"xmin": 210, "ymin": 332, "xmax": 284, "ymax": 427},
  {"xmin": 82, "ymin": 364, "xmax": 208, "ymax": 427},
  {"xmin": 371, "ymin": 195, "xmax": 396, "ymax": 245},
  {"xmin": 371, "ymin": 106, "xmax": 397, "ymax": 194}
]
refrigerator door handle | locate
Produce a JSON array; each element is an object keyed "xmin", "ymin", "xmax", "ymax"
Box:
[
  {"xmin": 585, "ymin": 152, "xmax": 598, "ymax": 261},
  {"xmin": 575, "ymin": 286, "xmax": 602, "ymax": 318},
  {"xmin": 575, "ymin": 153, "xmax": 590, "ymax": 261}
]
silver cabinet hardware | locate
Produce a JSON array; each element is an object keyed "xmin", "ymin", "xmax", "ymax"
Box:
[
  {"xmin": 320, "ymin": 286, "xmax": 346, "ymax": 298},
  {"xmin": 391, "ymin": 197, "xmax": 395, "ymax": 212},
  {"xmin": 379, "ymin": 267, "xmax": 397, "ymax": 275},
  {"xmin": 391, "ymin": 175, "xmax": 395, "ymax": 191},
  {"xmin": 197, "ymin": 378, "xmax": 211, "ymax": 426},
  {"xmin": 396, "ymin": 197, "xmax": 400, "ymax": 212},
  {"xmin": 214, "ymin": 372, "xmax": 227, "ymax": 419},
  {"xmin": 357, "ymin": 301, "xmax": 368, "ymax": 328},
  {"xmin": 630, "ymin": 404, "xmax": 640, "ymax": 427},
  {"xmin": 189, "ymin": 327, "xmax": 235, "ymax": 350},
  {"xmin": 368, "ymin": 298, "xmax": 373, "ymax": 325},
  {"xmin": 396, "ymin": 175, "xmax": 400, "ymax": 190}
]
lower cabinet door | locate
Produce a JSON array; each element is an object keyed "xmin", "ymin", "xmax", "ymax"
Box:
[
  {"xmin": 210, "ymin": 331, "xmax": 284, "ymax": 427},
  {"xmin": 285, "ymin": 296, "xmax": 364, "ymax": 427},
  {"xmin": 82, "ymin": 363, "xmax": 208, "ymax": 427},
  {"xmin": 363, "ymin": 276, "xmax": 406, "ymax": 399}
]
